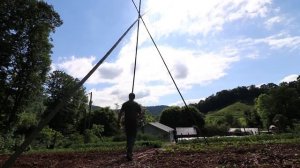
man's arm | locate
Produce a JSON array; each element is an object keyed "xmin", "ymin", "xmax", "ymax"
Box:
[
  {"xmin": 118, "ymin": 105, "xmax": 124, "ymax": 127},
  {"xmin": 137, "ymin": 104, "xmax": 142, "ymax": 117}
]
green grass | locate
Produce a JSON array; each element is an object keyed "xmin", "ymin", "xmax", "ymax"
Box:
[
  {"xmin": 28, "ymin": 140, "xmax": 162, "ymax": 154},
  {"xmin": 205, "ymin": 102, "xmax": 254, "ymax": 124},
  {"xmin": 19, "ymin": 133, "xmax": 300, "ymax": 154},
  {"xmin": 206, "ymin": 102, "xmax": 253, "ymax": 118},
  {"xmin": 169, "ymin": 133, "xmax": 300, "ymax": 152}
]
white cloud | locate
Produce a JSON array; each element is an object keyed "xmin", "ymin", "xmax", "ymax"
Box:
[
  {"xmin": 56, "ymin": 56, "xmax": 95, "ymax": 78},
  {"xmin": 239, "ymin": 33, "xmax": 300, "ymax": 50},
  {"xmin": 99, "ymin": 63, "xmax": 122, "ymax": 79},
  {"xmin": 54, "ymin": 45, "xmax": 239, "ymax": 107},
  {"xmin": 264, "ymin": 16, "xmax": 282, "ymax": 29},
  {"xmin": 50, "ymin": 64, "xmax": 56, "ymax": 72},
  {"xmin": 55, "ymin": 56, "xmax": 125, "ymax": 84},
  {"xmin": 144, "ymin": 0, "xmax": 271, "ymax": 37},
  {"xmin": 246, "ymin": 52, "xmax": 259, "ymax": 59},
  {"xmin": 52, "ymin": 0, "xmax": 277, "ymax": 107},
  {"xmin": 174, "ymin": 63, "xmax": 188, "ymax": 79},
  {"xmin": 264, "ymin": 35, "xmax": 300, "ymax": 50},
  {"xmin": 280, "ymin": 74, "xmax": 298, "ymax": 83}
]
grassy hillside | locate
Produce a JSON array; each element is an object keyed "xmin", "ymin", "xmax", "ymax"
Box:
[
  {"xmin": 146, "ymin": 105, "xmax": 169, "ymax": 116},
  {"xmin": 207, "ymin": 102, "xmax": 254, "ymax": 117},
  {"xmin": 205, "ymin": 102, "xmax": 254, "ymax": 126}
]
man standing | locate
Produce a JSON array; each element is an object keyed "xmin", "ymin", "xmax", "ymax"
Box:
[{"xmin": 118, "ymin": 93, "xmax": 142, "ymax": 161}]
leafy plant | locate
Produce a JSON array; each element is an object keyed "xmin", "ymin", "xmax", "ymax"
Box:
[
  {"xmin": 38, "ymin": 126, "xmax": 63, "ymax": 149},
  {"xmin": 84, "ymin": 124, "xmax": 104, "ymax": 143}
]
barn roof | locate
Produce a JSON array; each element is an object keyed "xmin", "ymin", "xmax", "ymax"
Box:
[
  {"xmin": 228, "ymin": 128, "xmax": 258, "ymax": 132},
  {"xmin": 176, "ymin": 127, "xmax": 197, "ymax": 135},
  {"xmin": 148, "ymin": 122, "xmax": 174, "ymax": 132}
]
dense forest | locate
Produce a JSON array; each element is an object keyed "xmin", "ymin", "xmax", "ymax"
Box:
[
  {"xmin": 197, "ymin": 85, "xmax": 267, "ymax": 113},
  {"xmin": 156, "ymin": 79, "xmax": 300, "ymax": 135},
  {"xmin": 194, "ymin": 79, "xmax": 300, "ymax": 131}
]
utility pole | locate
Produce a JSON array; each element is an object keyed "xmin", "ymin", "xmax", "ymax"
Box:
[{"xmin": 87, "ymin": 92, "xmax": 92, "ymax": 129}]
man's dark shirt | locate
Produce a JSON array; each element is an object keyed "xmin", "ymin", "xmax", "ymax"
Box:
[{"xmin": 121, "ymin": 100, "xmax": 141, "ymax": 134}]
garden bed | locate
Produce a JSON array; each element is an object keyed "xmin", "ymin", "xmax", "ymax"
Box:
[{"xmin": 1, "ymin": 143, "xmax": 299, "ymax": 167}]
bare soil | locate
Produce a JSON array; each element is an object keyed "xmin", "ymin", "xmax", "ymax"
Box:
[{"xmin": 1, "ymin": 143, "xmax": 300, "ymax": 168}]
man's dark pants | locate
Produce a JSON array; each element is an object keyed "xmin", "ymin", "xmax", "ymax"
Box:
[{"xmin": 125, "ymin": 126, "xmax": 137, "ymax": 159}]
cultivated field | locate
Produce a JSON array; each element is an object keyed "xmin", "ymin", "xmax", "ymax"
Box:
[{"xmin": 0, "ymin": 135, "xmax": 300, "ymax": 168}]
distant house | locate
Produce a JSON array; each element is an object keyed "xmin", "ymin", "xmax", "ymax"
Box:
[
  {"xmin": 228, "ymin": 128, "xmax": 259, "ymax": 135},
  {"xmin": 175, "ymin": 127, "xmax": 198, "ymax": 138},
  {"xmin": 269, "ymin": 125, "xmax": 278, "ymax": 133},
  {"xmin": 143, "ymin": 122, "xmax": 174, "ymax": 142},
  {"xmin": 173, "ymin": 127, "xmax": 200, "ymax": 142}
]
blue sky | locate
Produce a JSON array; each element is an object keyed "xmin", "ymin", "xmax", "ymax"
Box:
[{"xmin": 46, "ymin": 0, "xmax": 300, "ymax": 107}]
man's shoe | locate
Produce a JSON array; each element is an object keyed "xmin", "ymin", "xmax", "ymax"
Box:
[{"xmin": 126, "ymin": 155, "xmax": 133, "ymax": 161}]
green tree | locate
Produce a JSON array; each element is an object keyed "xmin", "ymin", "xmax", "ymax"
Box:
[
  {"xmin": 38, "ymin": 126, "xmax": 63, "ymax": 149},
  {"xmin": 272, "ymin": 114, "xmax": 288, "ymax": 131},
  {"xmin": 255, "ymin": 87, "xmax": 300, "ymax": 130},
  {"xmin": 84, "ymin": 107, "xmax": 119, "ymax": 136},
  {"xmin": 259, "ymin": 83, "xmax": 278, "ymax": 92},
  {"xmin": 297, "ymin": 75, "xmax": 300, "ymax": 94},
  {"xmin": 0, "ymin": 0, "xmax": 62, "ymax": 132},
  {"xmin": 45, "ymin": 70, "xmax": 87, "ymax": 135},
  {"xmin": 197, "ymin": 85, "xmax": 264, "ymax": 113},
  {"xmin": 160, "ymin": 106, "xmax": 205, "ymax": 129},
  {"xmin": 84, "ymin": 124, "xmax": 104, "ymax": 143},
  {"xmin": 285, "ymin": 75, "xmax": 300, "ymax": 95},
  {"xmin": 159, "ymin": 106, "xmax": 181, "ymax": 128},
  {"xmin": 224, "ymin": 113, "xmax": 241, "ymax": 127},
  {"xmin": 244, "ymin": 109, "xmax": 261, "ymax": 127},
  {"xmin": 15, "ymin": 112, "xmax": 38, "ymax": 137},
  {"xmin": 269, "ymin": 86, "xmax": 300, "ymax": 127},
  {"xmin": 142, "ymin": 107, "xmax": 156, "ymax": 124},
  {"xmin": 255, "ymin": 94, "xmax": 273, "ymax": 129}
]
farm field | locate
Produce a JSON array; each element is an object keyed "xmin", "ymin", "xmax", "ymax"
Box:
[
  {"xmin": 1, "ymin": 143, "xmax": 299, "ymax": 168},
  {"xmin": 2, "ymin": 1, "xmax": 300, "ymax": 168}
]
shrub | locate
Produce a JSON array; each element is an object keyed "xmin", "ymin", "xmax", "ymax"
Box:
[
  {"xmin": 0, "ymin": 132, "xmax": 17, "ymax": 153},
  {"xmin": 138, "ymin": 141, "xmax": 162, "ymax": 148},
  {"xmin": 136, "ymin": 133, "xmax": 159, "ymax": 141},
  {"xmin": 62, "ymin": 133, "xmax": 85, "ymax": 148},
  {"xmin": 38, "ymin": 127, "xmax": 63, "ymax": 149},
  {"xmin": 202, "ymin": 124, "xmax": 229, "ymax": 137},
  {"xmin": 83, "ymin": 124, "xmax": 104, "ymax": 143},
  {"xmin": 0, "ymin": 136, "xmax": 4, "ymax": 152},
  {"xmin": 84, "ymin": 130, "xmax": 98, "ymax": 143},
  {"xmin": 112, "ymin": 134, "xmax": 126, "ymax": 142}
]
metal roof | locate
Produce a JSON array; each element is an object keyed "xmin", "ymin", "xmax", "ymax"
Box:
[
  {"xmin": 176, "ymin": 127, "xmax": 197, "ymax": 135},
  {"xmin": 228, "ymin": 128, "xmax": 259, "ymax": 134},
  {"xmin": 148, "ymin": 122, "xmax": 174, "ymax": 132}
]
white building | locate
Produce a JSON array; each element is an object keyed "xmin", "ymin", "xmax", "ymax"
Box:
[
  {"xmin": 143, "ymin": 122, "xmax": 174, "ymax": 142},
  {"xmin": 228, "ymin": 128, "xmax": 259, "ymax": 135}
]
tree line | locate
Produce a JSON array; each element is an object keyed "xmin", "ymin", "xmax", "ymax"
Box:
[
  {"xmin": 159, "ymin": 78, "xmax": 300, "ymax": 135},
  {"xmin": 196, "ymin": 83, "xmax": 278, "ymax": 113},
  {"xmin": 196, "ymin": 78, "xmax": 300, "ymax": 132}
]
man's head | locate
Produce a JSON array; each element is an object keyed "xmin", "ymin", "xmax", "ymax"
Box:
[{"xmin": 129, "ymin": 93, "xmax": 135, "ymax": 101}]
